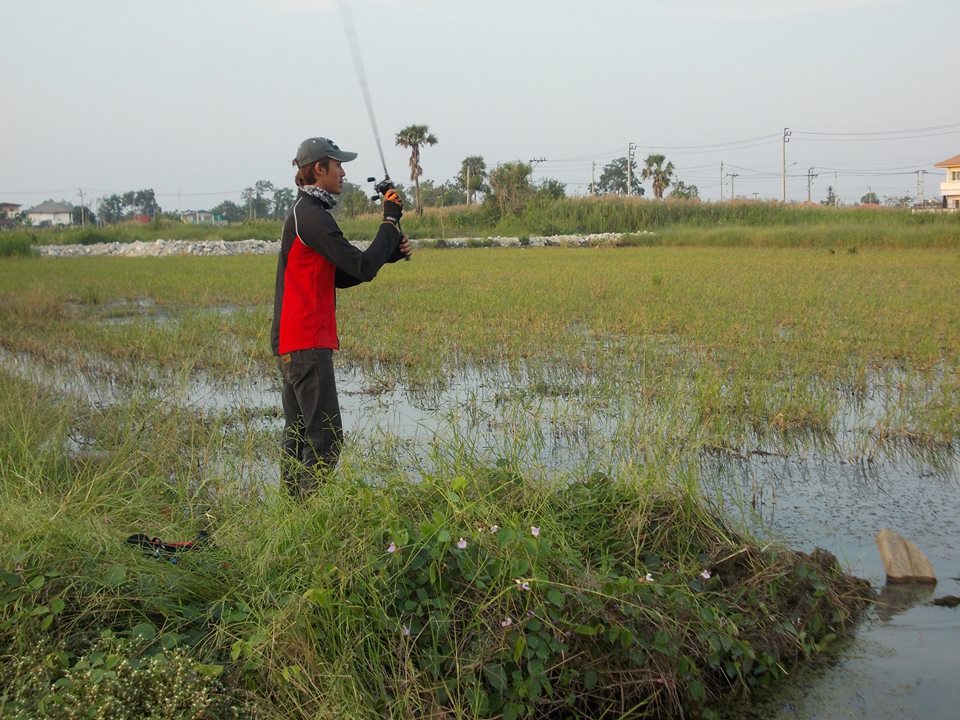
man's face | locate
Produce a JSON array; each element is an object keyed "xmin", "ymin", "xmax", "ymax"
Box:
[{"xmin": 315, "ymin": 159, "xmax": 345, "ymax": 194}]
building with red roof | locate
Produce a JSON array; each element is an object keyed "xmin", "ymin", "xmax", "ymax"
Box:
[{"xmin": 934, "ymin": 155, "xmax": 960, "ymax": 209}]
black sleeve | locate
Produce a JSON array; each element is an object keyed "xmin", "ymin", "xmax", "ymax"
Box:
[
  {"xmin": 304, "ymin": 212, "xmax": 401, "ymax": 283},
  {"xmin": 335, "ymin": 269, "xmax": 362, "ymax": 288}
]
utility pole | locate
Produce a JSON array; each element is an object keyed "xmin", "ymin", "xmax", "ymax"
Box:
[
  {"xmin": 77, "ymin": 188, "xmax": 86, "ymax": 227},
  {"xmin": 781, "ymin": 127, "xmax": 792, "ymax": 202},
  {"xmin": 528, "ymin": 157, "xmax": 546, "ymax": 183},
  {"xmin": 719, "ymin": 161, "xmax": 724, "ymax": 202},
  {"xmin": 465, "ymin": 164, "xmax": 471, "ymax": 205},
  {"xmin": 726, "ymin": 173, "xmax": 739, "ymax": 199},
  {"xmin": 806, "ymin": 166, "xmax": 818, "ymax": 203},
  {"xmin": 916, "ymin": 169, "xmax": 927, "ymax": 206},
  {"xmin": 591, "ymin": 161, "xmax": 597, "ymax": 196},
  {"xmin": 627, "ymin": 142, "xmax": 636, "ymax": 196}
]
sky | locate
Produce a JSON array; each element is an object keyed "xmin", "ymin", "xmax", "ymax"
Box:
[{"xmin": 2, "ymin": 0, "xmax": 959, "ymax": 211}]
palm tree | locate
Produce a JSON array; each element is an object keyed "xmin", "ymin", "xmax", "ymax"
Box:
[
  {"xmin": 641, "ymin": 154, "xmax": 675, "ymax": 199},
  {"xmin": 395, "ymin": 124, "xmax": 438, "ymax": 214}
]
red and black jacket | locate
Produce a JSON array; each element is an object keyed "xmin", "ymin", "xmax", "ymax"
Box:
[{"xmin": 271, "ymin": 190, "xmax": 402, "ymax": 355}]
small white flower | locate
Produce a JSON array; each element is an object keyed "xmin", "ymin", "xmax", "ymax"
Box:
[
  {"xmin": 515, "ymin": 579, "xmax": 531, "ymax": 591},
  {"xmin": 490, "ymin": 525, "xmax": 499, "ymax": 534},
  {"xmin": 531, "ymin": 526, "xmax": 540, "ymax": 537},
  {"xmin": 401, "ymin": 626, "xmax": 411, "ymax": 637},
  {"xmin": 387, "ymin": 542, "xmax": 396, "ymax": 554},
  {"xmin": 457, "ymin": 537, "xmax": 467, "ymax": 550},
  {"xmin": 500, "ymin": 617, "xmax": 513, "ymax": 628},
  {"xmin": 700, "ymin": 569, "xmax": 712, "ymax": 580},
  {"xmin": 640, "ymin": 573, "xmax": 655, "ymax": 583}
]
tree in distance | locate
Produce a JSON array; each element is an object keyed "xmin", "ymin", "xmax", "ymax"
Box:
[
  {"xmin": 596, "ymin": 156, "xmax": 644, "ymax": 196},
  {"xmin": 537, "ymin": 178, "xmax": 567, "ymax": 200},
  {"xmin": 641, "ymin": 154, "xmax": 675, "ymax": 199},
  {"xmin": 210, "ymin": 200, "xmax": 245, "ymax": 223},
  {"xmin": 241, "ymin": 180, "xmax": 274, "ymax": 220},
  {"xmin": 488, "ymin": 161, "xmax": 534, "ymax": 216},
  {"xmin": 860, "ymin": 191, "xmax": 880, "ymax": 205},
  {"xmin": 668, "ymin": 180, "xmax": 699, "ymax": 201},
  {"xmin": 457, "ymin": 156, "xmax": 488, "ymax": 204},
  {"xmin": 98, "ymin": 190, "xmax": 160, "ymax": 223},
  {"xmin": 395, "ymin": 124, "xmax": 438, "ymax": 215},
  {"xmin": 336, "ymin": 181, "xmax": 376, "ymax": 218},
  {"xmin": 822, "ymin": 185, "xmax": 838, "ymax": 207},
  {"xmin": 272, "ymin": 187, "xmax": 295, "ymax": 219}
]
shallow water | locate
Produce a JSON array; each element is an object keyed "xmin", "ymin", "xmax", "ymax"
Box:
[
  {"xmin": 3, "ymin": 350, "xmax": 958, "ymax": 717},
  {"xmin": 708, "ymin": 454, "xmax": 960, "ymax": 719}
]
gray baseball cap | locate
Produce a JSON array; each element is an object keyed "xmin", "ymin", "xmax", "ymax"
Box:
[{"xmin": 294, "ymin": 137, "xmax": 358, "ymax": 167}]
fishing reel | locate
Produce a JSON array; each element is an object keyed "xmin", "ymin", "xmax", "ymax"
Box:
[{"xmin": 367, "ymin": 176, "xmax": 394, "ymax": 202}]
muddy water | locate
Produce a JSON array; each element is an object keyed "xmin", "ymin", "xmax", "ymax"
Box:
[{"xmin": 3, "ymin": 352, "xmax": 959, "ymax": 718}]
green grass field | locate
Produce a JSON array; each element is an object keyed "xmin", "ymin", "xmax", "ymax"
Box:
[{"xmin": 1, "ymin": 242, "xmax": 956, "ymax": 718}]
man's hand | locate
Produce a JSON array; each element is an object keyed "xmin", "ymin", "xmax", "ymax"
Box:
[
  {"xmin": 383, "ymin": 189, "xmax": 403, "ymax": 224},
  {"xmin": 398, "ymin": 234, "xmax": 412, "ymax": 259}
]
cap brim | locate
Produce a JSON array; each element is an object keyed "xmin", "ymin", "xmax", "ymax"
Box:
[{"xmin": 329, "ymin": 150, "xmax": 358, "ymax": 163}]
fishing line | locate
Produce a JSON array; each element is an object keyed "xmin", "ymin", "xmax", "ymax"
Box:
[{"xmin": 337, "ymin": 0, "xmax": 390, "ymax": 180}]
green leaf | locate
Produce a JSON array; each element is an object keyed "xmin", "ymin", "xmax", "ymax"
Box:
[
  {"xmin": 98, "ymin": 565, "xmax": 126, "ymax": 587},
  {"xmin": 196, "ymin": 663, "xmax": 224, "ymax": 677},
  {"xmin": 546, "ymin": 589, "xmax": 564, "ymax": 608},
  {"xmin": 28, "ymin": 575, "xmax": 45, "ymax": 591},
  {"xmin": 689, "ymin": 678, "xmax": 707, "ymax": 703},
  {"xmin": 513, "ymin": 632, "xmax": 527, "ymax": 662},
  {"xmin": 437, "ymin": 529, "xmax": 451, "ymax": 544},
  {"xmin": 50, "ymin": 597, "xmax": 65, "ymax": 614},
  {"xmin": 583, "ymin": 669, "xmax": 598, "ymax": 690},
  {"xmin": 503, "ymin": 702, "xmax": 521, "ymax": 720},
  {"xmin": 160, "ymin": 632, "xmax": 183, "ymax": 650},
  {"xmin": 483, "ymin": 663, "xmax": 507, "ymax": 692},
  {"xmin": 0, "ymin": 570, "xmax": 21, "ymax": 587},
  {"xmin": 450, "ymin": 475, "xmax": 468, "ymax": 492},
  {"xmin": 133, "ymin": 622, "xmax": 156, "ymax": 642},
  {"xmin": 303, "ymin": 588, "xmax": 331, "ymax": 606},
  {"xmin": 574, "ymin": 624, "xmax": 600, "ymax": 636}
]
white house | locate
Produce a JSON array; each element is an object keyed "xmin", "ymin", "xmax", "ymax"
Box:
[
  {"xmin": 26, "ymin": 200, "xmax": 73, "ymax": 226},
  {"xmin": 934, "ymin": 155, "xmax": 960, "ymax": 209},
  {"xmin": 0, "ymin": 202, "xmax": 21, "ymax": 217}
]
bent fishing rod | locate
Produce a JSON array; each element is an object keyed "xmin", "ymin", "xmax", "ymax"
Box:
[{"xmin": 337, "ymin": 0, "xmax": 395, "ymax": 201}]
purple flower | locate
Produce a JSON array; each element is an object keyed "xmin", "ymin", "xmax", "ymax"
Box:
[
  {"xmin": 387, "ymin": 542, "xmax": 396, "ymax": 554},
  {"xmin": 401, "ymin": 626, "xmax": 411, "ymax": 637},
  {"xmin": 490, "ymin": 525, "xmax": 499, "ymax": 534},
  {"xmin": 700, "ymin": 569, "xmax": 712, "ymax": 580},
  {"xmin": 515, "ymin": 579, "xmax": 531, "ymax": 591},
  {"xmin": 457, "ymin": 537, "xmax": 467, "ymax": 550},
  {"xmin": 531, "ymin": 526, "xmax": 540, "ymax": 538},
  {"xmin": 500, "ymin": 617, "xmax": 513, "ymax": 628}
]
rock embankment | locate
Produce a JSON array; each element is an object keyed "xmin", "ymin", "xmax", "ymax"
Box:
[{"xmin": 35, "ymin": 232, "xmax": 650, "ymax": 258}]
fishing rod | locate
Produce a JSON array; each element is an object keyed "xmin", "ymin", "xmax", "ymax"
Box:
[{"xmin": 336, "ymin": 0, "xmax": 394, "ymax": 200}]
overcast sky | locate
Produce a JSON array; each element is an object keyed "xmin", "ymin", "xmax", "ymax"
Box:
[{"xmin": 3, "ymin": 0, "xmax": 958, "ymax": 210}]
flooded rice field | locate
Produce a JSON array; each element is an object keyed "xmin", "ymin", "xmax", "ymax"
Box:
[{"xmin": 3, "ymin": 343, "xmax": 958, "ymax": 717}]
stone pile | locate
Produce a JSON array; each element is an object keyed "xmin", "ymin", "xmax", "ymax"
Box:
[{"xmin": 35, "ymin": 231, "xmax": 655, "ymax": 258}]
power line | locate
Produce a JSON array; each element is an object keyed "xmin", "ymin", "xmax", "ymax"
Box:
[{"xmin": 794, "ymin": 121, "xmax": 960, "ymax": 137}]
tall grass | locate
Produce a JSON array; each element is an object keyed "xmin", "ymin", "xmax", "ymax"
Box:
[{"xmin": 6, "ymin": 198, "xmax": 959, "ymax": 248}]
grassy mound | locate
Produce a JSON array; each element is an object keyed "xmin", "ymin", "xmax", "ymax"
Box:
[{"xmin": 0, "ymin": 374, "xmax": 870, "ymax": 719}]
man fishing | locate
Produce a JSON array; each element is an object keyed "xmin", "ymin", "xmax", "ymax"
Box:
[{"xmin": 271, "ymin": 136, "xmax": 411, "ymax": 498}]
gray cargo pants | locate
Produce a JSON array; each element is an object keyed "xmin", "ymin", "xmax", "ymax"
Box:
[{"xmin": 277, "ymin": 348, "xmax": 343, "ymax": 498}]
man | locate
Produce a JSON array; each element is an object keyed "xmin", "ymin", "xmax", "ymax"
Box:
[{"xmin": 271, "ymin": 136, "xmax": 411, "ymax": 498}]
